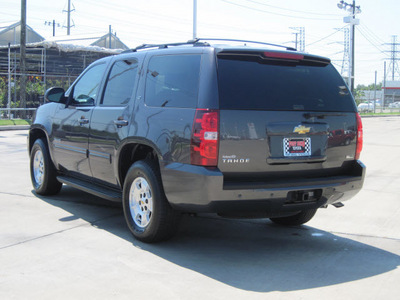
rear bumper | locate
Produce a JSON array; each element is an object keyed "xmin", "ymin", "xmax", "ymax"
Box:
[{"xmin": 160, "ymin": 160, "xmax": 365, "ymax": 215}]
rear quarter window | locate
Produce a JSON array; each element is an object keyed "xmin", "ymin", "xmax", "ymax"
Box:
[
  {"xmin": 217, "ymin": 56, "xmax": 356, "ymax": 112},
  {"xmin": 145, "ymin": 54, "xmax": 201, "ymax": 108}
]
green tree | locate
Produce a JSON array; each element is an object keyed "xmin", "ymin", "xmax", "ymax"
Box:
[
  {"xmin": 0, "ymin": 77, "xmax": 7, "ymax": 108},
  {"xmin": 354, "ymin": 88, "xmax": 365, "ymax": 105}
]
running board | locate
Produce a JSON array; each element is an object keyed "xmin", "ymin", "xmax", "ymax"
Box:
[{"xmin": 57, "ymin": 176, "xmax": 122, "ymax": 202}]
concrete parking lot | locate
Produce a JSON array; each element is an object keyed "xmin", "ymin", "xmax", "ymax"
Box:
[{"xmin": 1, "ymin": 117, "xmax": 399, "ymax": 300}]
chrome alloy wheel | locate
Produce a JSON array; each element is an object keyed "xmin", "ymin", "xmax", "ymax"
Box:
[
  {"xmin": 33, "ymin": 149, "xmax": 44, "ymax": 187},
  {"xmin": 129, "ymin": 177, "xmax": 153, "ymax": 228}
]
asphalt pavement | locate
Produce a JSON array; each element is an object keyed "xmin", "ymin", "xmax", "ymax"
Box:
[{"xmin": 0, "ymin": 117, "xmax": 399, "ymax": 300}]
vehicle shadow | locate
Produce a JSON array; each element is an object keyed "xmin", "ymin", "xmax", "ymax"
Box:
[{"xmin": 35, "ymin": 186, "xmax": 400, "ymax": 293}]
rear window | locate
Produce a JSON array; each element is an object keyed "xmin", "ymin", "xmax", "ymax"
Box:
[{"xmin": 217, "ymin": 55, "xmax": 356, "ymax": 112}]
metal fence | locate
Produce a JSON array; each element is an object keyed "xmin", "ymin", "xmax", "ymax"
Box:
[{"xmin": 0, "ymin": 107, "xmax": 36, "ymax": 120}]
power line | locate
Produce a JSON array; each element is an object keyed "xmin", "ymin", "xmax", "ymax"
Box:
[
  {"xmin": 360, "ymin": 23, "xmax": 385, "ymax": 44},
  {"xmin": 220, "ymin": 0, "xmax": 341, "ymax": 20},
  {"xmin": 327, "ymin": 50, "xmax": 344, "ymax": 57},
  {"xmin": 69, "ymin": 12, "xmax": 191, "ymax": 37},
  {"xmin": 243, "ymin": 0, "xmax": 342, "ymax": 17},
  {"xmin": 357, "ymin": 25, "xmax": 386, "ymax": 52},
  {"xmin": 356, "ymin": 26, "xmax": 389, "ymax": 56},
  {"xmin": 306, "ymin": 27, "xmax": 344, "ymax": 47},
  {"xmin": 83, "ymin": 0, "xmax": 192, "ymax": 25}
]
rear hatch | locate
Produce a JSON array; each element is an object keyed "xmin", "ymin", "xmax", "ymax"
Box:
[{"xmin": 216, "ymin": 49, "xmax": 359, "ymax": 188}]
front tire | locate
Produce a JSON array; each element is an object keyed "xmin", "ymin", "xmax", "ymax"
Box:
[
  {"xmin": 269, "ymin": 209, "xmax": 317, "ymax": 226},
  {"xmin": 30, "ymin": 138, "xmax": 62, "ymax": 195},
  {"xmin": 122, "ymin": 160, "xmax": 180, "ymax": 243}
]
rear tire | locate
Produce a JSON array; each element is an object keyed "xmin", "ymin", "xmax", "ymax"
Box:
[
  {"xmin": 269, "ymin": 209, "xmax": 317, "ymax": 226},
  {"xmin": 30, "ymin": 138, "xmax": 62, "ymax": 195},
  {"xmin": 122, "ymin": 160, "xmax": 180, "ymax": 243}
]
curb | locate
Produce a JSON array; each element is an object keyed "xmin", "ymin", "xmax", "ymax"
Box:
[{"xmin": 0, "ymin": 125, "xmax": 30, "ymax": 131}]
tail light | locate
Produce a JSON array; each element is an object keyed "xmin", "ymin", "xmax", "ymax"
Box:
[
  {"xmin": 191, "ymin": 109, "xmax": 219, "ymax": 166},
  {"xmin": 355, "ymin": 113, "xmax": 363, "ymax": 160},
  {"xmin": 263, "ymin": 52, "xmax": 304, "ymax": 60}
]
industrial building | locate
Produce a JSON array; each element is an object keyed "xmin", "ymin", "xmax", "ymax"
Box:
[
  {"xmin": 383, "ymin": 81, "xmax": 400, "ymax": 106},
  {"xmin": 0, "ymin": 22, "xmax": 128, "ymax": 112}
]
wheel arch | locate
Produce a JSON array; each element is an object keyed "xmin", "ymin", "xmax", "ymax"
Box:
[
  {"xmin": 28, "ymin": 126, "xmax": 49, "ymax": 154},
  {"xmin": 117, "ymin": 141, "xmax": 162, "ymax": 187}
]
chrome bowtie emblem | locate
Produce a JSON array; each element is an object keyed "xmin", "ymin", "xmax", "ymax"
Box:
[{"xmin": 293, "ymin": 125, "xmax": 311, "ymax": 134}]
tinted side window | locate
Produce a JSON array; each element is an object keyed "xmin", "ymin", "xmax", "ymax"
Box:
[
  {"xmin": 102, "ymin": 59, "xmax": 138, "ymax": 106},
  {"xmin": 145, "ymin": 54, "xmax": 201, "ymax": 108},
  {"xmin": 72, "ymin": 63, "xmax": 107, "ymax": 106},
  {"xmin": 217, "ymin": 57, "xmax": 356, "ymax": 112}
]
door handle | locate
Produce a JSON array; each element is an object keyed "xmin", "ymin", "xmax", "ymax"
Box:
[
  {"xmin": 79, "ymin": 116, "xmax": 89, "ymax": 125},
  {"xmin": 113, "ymin": 118, "xmax": 129, "ymax": 128}
]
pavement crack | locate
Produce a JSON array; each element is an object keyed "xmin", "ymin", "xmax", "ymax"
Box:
[
  {"xmin": 0, "ymin": 191, "xmax": 36, "ymax": 198},
  {"xmin": 0, "ymin": 213, "xmax": 121, "ymax": 250}
]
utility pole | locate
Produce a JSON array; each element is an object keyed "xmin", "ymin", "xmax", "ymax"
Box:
[
  {"xmin": 193, "ymin": 0, "xmax": 197, "ymax": 39},
  {"xmin": 63, "ymin": 0, "xmax": 75, "ymax": 35},
  {"xmin": 67, "ymin": 0, "xmax": 71, "ymax": 35},
  {"xmin": 44, "ymin": 20, "xmax": 60, "ymax": 36},
  {"xmin": 20, "ymin": 0, "xmax": 27, "ymax": 118},
  {"xmin": 337, "ymin": 1, "xmax": 361, "ymax": 94},
  {"xmin": 337, "ymin": 27, "xmax": 350, "ymax": 79},
  {"xmin": 109, "ymin": 25, "xmax": 112, "ymax": 49},
  {"xmin": 290, "ymin": 27, "xmax": 305, "ymax": 52},
  {"xmin": 383, "ymin": 61, "xmax": 387, "ymax": 107}
]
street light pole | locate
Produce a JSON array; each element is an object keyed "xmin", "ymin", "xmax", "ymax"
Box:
[
  {"xmin": 193, "ymin": 0, "xmax": 197, "ymax": 39},
  {"xmin": 20, "ymin": 0, "xmax": 27, "ymax": 119},
  {"xmin": 374, "ymin": 70, "xmax": 377, "ymax": 113},
  {"xmin": 350, "ymin": 0, "xmax": 356, "ymax": 94},
  {"xmin": 7, "ymin": 43, "xmax": 11, "ymax": 119}
]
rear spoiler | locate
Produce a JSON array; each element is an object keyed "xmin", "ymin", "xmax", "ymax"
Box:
[{"xmin": 217, "ymin": 50, "xmax": 331, "ymax": 66}]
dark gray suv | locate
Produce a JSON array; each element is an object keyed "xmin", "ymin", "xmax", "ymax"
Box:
[{"xmin": 28, "ymin": 39, "xmax": 365, "ymax": 242}]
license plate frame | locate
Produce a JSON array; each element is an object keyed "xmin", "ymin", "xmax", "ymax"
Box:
[{"xmin": 283, "ymin": 137, "xmax": 311, "ymax": 157}]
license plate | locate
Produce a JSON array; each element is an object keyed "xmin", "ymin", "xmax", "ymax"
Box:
[{"xmin": 283, "ymin": 138, "xmax": 311, "ymax": 157}]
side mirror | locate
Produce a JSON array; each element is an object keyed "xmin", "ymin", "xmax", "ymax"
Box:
[{"xmin": 44, "ymin": 87, "xmax": 66, "ymax": 103}]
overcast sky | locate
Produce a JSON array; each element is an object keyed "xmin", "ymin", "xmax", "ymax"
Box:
[{"xmin": 2, "ymin": 0, "xmax": 400, "ymax": 86}]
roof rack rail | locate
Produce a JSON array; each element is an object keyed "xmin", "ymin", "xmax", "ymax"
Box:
[
  {"xmin": 189, "ymin": 38, "xmax": 297, "ymax": 51},
  {"xmin": 121, "ymin": 38, "xmax": 296, "ymax": 54},
  {"xmin": 121, "ymin": 40, "xmax": 210, "ymax": 53}
]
